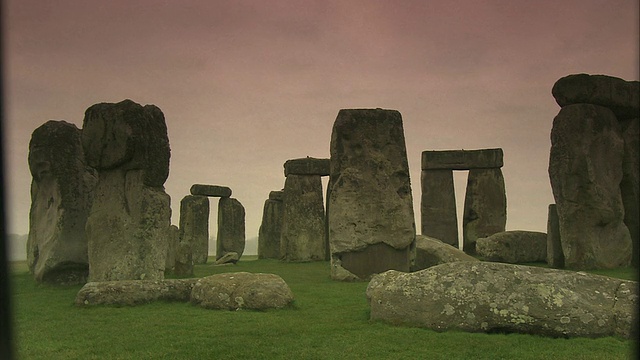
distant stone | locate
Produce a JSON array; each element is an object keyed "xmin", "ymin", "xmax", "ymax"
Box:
[
  {"xmin": 421, "ymin": 148, "xmax": 504, "ymax": 170},
  {"xmin": 214, "ymin": 252, "xmax": 239, "ymax": 265},
  {"xmin": 27, "ymin": 120, "xmax": 98, "ymax": 285},
  {"xmin": 476, "ymin": 231, "xmax": 547, "ymax": 263},
  {"xmin": 258, "ymin": 194, "xmax": 284, "ymax": 260},
  {"xmin": 546, "ymin": 204, "xmax": 564, "ymax": 268},
  {"xmin": 75, "ymin": 278, "xmax": 198, "ymax": 306},
  {"xmin": 284, "ymin": 157, "xmax": 330, "ymax": 177},
  {"xmin": 552, "ymin": 74, "xmax": 640, "ymax": 120},
  {"xmin": 216, "ymin": 198, "xmax": 246, "ymax": 261},
  {"xmin": 174, "ymin": 240, "xmax": 194, "ymax": 277},
  {"xmin": 190, "ymin": 184, "xmax": 232, "ymax": 198},
  {"xmin": 190, "ymin": 272, "xmax": 294, "ymax": 310},
  {"xmin": 412, "ymin": 235, "xmax": 478, "ymax": 271},
  {"xmin": 420, "ymin": 169, "xmax": 459, "ymax": 247},
  {"xmin": 367, "ymin": 262, "xmax": 637, "ymax": 339},
  {"xmin": 165, "ymin": 225, "xmax": 179, "ymax": 271},
  {"xmin": 268, "ymin": 190, "xmax": 284, "ymax": 201},
  {"xmin": 179, "ymin": 195, "xmax": 210, "ymax": 264},
  {"xmin": 619, "ymin": 118, "xmax": 639, "ymax": 267}
]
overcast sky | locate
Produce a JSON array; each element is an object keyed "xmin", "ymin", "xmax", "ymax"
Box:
[{"xmin": 3, "ymin": 1, "xmax": 639, "ymax": 246}]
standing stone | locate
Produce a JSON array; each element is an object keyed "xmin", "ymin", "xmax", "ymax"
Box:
[
  {"xmin": 280, "ymin": 174, "xmax": 326, "ymax": 262},
  {"xmin": 549, "ymin": 104, "xmax": 631, "ymax": 269},
  {"xmin": 27, "ymin": 121, "xmax": 97, "ymax": 285},
  {"xmin": 179, "ymin": 195, "xmax": 210, "ymax": 264},
  {"xmin": 174, "ymin": 239, "xmax": 194, "ymax": 277},
  {"xmin": 620, "ymin": 118, "xmax": 639, "ymax": 267},
  {"xmin": 258, "ymin": 191, "xmax": 284, "ymax": 259},
  {"xmin": 216, "ymin": 197, "xmax": 245, "ymax": 261},
  {"xmin": 420, "ymin": 169, "xmax": 458, "ymax": 247},
  {"xmin": 462, "ymin": 168, "xmax": 506, "ymax": 254},
  {"xmin": 82, "ymin": 99, "xmax": 171, "ymax": 281},
  {"xmin": 165, "ymin": 225, "xmax": 179, "ymax": 271},
  {"xmin": 328, "ymin": 109, "xmax": 416, "ymax": 281},
  {"xmin": 546, "ymin": 204, "xmax": 564, "ymax": 268}
]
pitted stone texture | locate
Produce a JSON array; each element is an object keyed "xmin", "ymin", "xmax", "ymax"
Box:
[
  {"xmin": 620, "ymin": 118, "xmax": 639, "ymax": 267},
  {"xmin": 179, "ymin": 195, "xmax": 210, "ymax": 264},
  {"xmin": 421, "ymin": 149, "xmax": 504, "ymax": 170},
  {"xmin": 546, "ymin": 204, "xmax": 564, "ymax": 268},
  {"xmin": 552, "ymin": 74, "xmax": 640, "ymax": 120},
  {"xmin": 165, "ymin": 225, "xmax": 179, "ymax": 271},
  {"xmin": 421, "ymin": 169, "xmax": 458, "ymax": 247},
  {"xmin": 462, "ymin": 168, "xmax": 506, "ymax": 254},
  {"xmin": 476, "ymin": 231, "xmax": 547, "ymax": 264},
  {"xmin": 367, "ymin": 262, "xmax": 638, "ymax": 339},
  {"xmin": 258, "ymin": 196, "xmax": 283, "ymax": 259},
  {"xmin": 284, "ymin": 157, "xmax": 330, "ymax": 177},
  {"xmin": 174, "ymin": 239, "xmax": 194, "ymax": 277},
  {"xmin": 549, "ymin": 104, "xmax": 631, "ymax": 269},
  {"xmin": 216, "ymin": 198, "xmax": 246, "ymax": 261},
  {"xmin": 280, "ymin": 175, "xmax": 326, "ymax": 262},
  {"xmin": 75, "ymin": 279, "xmax": 198, "ymax": 306},
  {"xmin": 328, "ymin": 109, "xmax": 416, "ymax": 280},
  {"xmin": 191, "ymin": 272, "xmax": 294, "ymax": 310},
  {"xmin": 82, "ymin": 99, "xmax": 170, "ymax": 187},
  {"xmin": 27, "ymin": 120, "xmax": 97, "ymax": 285},
  {"xmin": 412, "ymin": 235, "xmax": 478, "ymax": 272},
  {"xmin": 190, "ymin": 184, "xmax": 232, "ymax": 198}
]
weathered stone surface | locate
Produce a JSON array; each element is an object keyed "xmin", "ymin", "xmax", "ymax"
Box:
[
  {"xmin": 174, "ymin": 240, "xmax": 194, "ymax": 277},
  {"xmin": 216, "ymin": 198, "xmax": 246, "ymax": 261},
  {"xmin": 367, "ymin": 262, "xmax": 638, "ymax": 339},
  {"xmin": 328, "ymin": 109, "xmax": 416, "ymax": 280},
  {"xmin": 75, "ymin": 278, "xmax": 198, "ymax": 306},
  {"xmin": 280, "ymin": 174, "xmax": 326, "ymax": 262},
  {"xmin": 421, "ymin": 148, "xmax": 504, "ymax": 170},
  {"xmin": 215, "ymin": 252, "xmax": 239, "ymax": 265},
  {"xmin": 179, "ymin": 195, "xmax": 210, "ymax": 264},
  {"xmin": 165, "ymin": 225, "xmax": 179, "ymax": 271},
  {"xmin": 476, "ymin": 231, "xmax": 547, "ymax": 263},
  {"xmin": 462, "ymin": 168, "xmax": 506, "ymax": 254},
  {"xmin": 269, "ymin": 190, "xmax": 284, "ymax": 201},
  {"xmin": 411, "ymin": 235, "xmax": 478, "ymax": 271},
  {"xmin": 420, "ymin": 169, "xmax": 458, "ymax": 247},
  {"xmin": 190, "ymin": 184, "xmax": 232, "ymax": 198},
  {"xmin": 620, "ymin": 118, "xmax": 639, "ymax": 267},
  {"xmin": 552, "ymin": 74, "xmax": 640, "ymax": 120},
  {"xmin": 258, "ymin": 196, "xmax": 283, "ymax": 259},
  {"xmin": 284, "ymin": 157, "xmax": 330, "ymax": 176},
  {"xmin": 82, "ymin": 100, "xmax": 172, "ymax": 281},
  {"xmin": 549, "ymin": 104, "xmax": 632, "ymax": 269},
  {"xmin": 27, "ymin": 120, "xmax": 97, "ymax": 285},
  {"xmin": 546, "ymin": 204, "xmax": 564, "ymax": 268},
  {"xmin": 190, "ymin": 272, "xmax": 294, "ymax": 310}
]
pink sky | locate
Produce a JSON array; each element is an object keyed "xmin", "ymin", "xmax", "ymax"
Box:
[{"xmin": 3, "ymin": 1, "xmax": 639, "ymax": 248}]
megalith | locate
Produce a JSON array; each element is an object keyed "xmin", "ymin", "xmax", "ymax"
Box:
[
  {"xmin": 546, "ymin": 204, "xmax": 564, "ymax": 268},
  {"xmin": 549, "ymin": 103, "xmax": 631, "ymax": 269},
  {"xmin": 620, "ymin": 118, "xmax": 639, "ymax": 267},
  {"xmin": 178, "ymin": 195, "xmax": 210, "ymax": 264},
  {"xmin": 27, "ymin": 120, "xmax": 97, "ymax": 285},
  {"xmin": 328, "ymin": 109, "xmax": 416, "ymax": 281},
  {"xmin": 216, "ymin": 197, "xmax": 245, "ymax": 261},
  {"xmin": 258, "ymin": 190, "xmax": 284, "ymax": 259},
  {"xmin": 82, "ymin": 99, "xmax": 172, "ymax": 281},
  {"xmin": 280, "ymin": 158, "xmax": 329, "ymax": 262},
  {"xmin": 165, "ymin": 225, "xmax": 179, "ymax": 271},
  {"xmin": 420, "ymin": 169, "xmax": 457, "ymax": 247}
]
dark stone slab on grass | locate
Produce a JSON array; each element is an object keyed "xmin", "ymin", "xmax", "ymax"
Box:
[
  {"xmin": 476, "ymin": 231, "xmax": 547, "ymax": 263},
  {"xmin": 75, "ymin": 278, "xmax": 198, "ymax": 306},
  {"xmin": 190, "ymin": 184, "xmax": 232, "ymax": 198}
]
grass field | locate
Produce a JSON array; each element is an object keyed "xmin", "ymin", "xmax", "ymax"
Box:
[{"xmin": 9, "ymin": 258, "xmax": 637, "ymax": 359}]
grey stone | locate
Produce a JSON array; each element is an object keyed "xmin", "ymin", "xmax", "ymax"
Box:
[
  {"xmin": 552, "ymin": 73, "xmax": 640, "ymax": 120},
  {"xmin": 216, "ymin": 197, "xmax": 246, "ymax": 261},
  {"xmin": 476, "ymin": 231, "xmax": 547, "ymax": 263},
  {"xmin": 328, "ymin": 109, "xmax": 416, "ymax": 280},
  {"xmin": 549, "ymin": 104, "xmax": 631, "ymax": 269},
  {"xmin": 412, "ymin": 235, "xmax": 478, "ymax": 271},
  {"xmin": 280, "ymin": 174, "xmax": 326, "ymax": 262},
  {"xmin": 367, "ymin": 262, "xmax": 638, "ymax": 339},
  {"xmin": 75, "ymin": 278, "xmax": 198, "ymax": 306},
  {"xmin": 462, "ymin": 168, "xmax": 506, "ymax": 254},
  {"xmin": 546, "ymin": 204, "xmax": 564, "ymax": 268},
  {"xmin": 258, "ymin": 196, "xmax": 283, "ymax": 259},
  {"xmin": 214, "ymin": 252, "xmax": 239, "ymax": 265},
  {"xmin": 421, "ymin": 149, "xmax": 503, "ymax": 170},
  {"xmin": 420, "ymin": 169, "xmax": 458, "ymax": 247},
  {"xmin": 174, "ymin": 240, "xmax": 194, "ymax": 277},
  {"xmin": 165, "ymin": 225, "xmax": 179, "ymax": 271},
  {"xmin": 268, "ymin": 190, "xmax": 284, "ymax": 201},
  {"xmin": 620, "ymin": 118, "xmax": 639, "ymax": 267},
  {"xmin": 190, "ymin": 184, "xmax": 232, "ymax": 198},
  {"xmin": 27, "ymin": 120, "xmax": 97, "ymax": 285},
  {"xmin": 190, "ymin": 272, "xmax": 294, "ymax": 310},
  {"xmin": 284, "ymin": 157, "xmax": 330, "ymax": 176},
  {"xmin": 179, "ymin": 195, "xmax": 210, "ymax": 264}
]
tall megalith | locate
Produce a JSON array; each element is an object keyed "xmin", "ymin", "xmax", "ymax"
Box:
[
  {"xmin": 27, "ymin": 121, "xmax": 97, "ymax": 285},
  {"xmin": 258, "ymin": 191, "xmax": 284, "ymax": 259},
  {"xmin": 619, "ymin": 118, "xmax": 639, "ymax": 267},
  {"xmin": 216, "ymin": 197, "xmax": 245, "ymax": 261},
  {"xmin": 328, "ymin": 109, "xmax": 416, "ymax": 281},
  {"xmin": 179, "ymin": 195, "xmax": 209, "ymax": 264},
  {"xmin": 82, "ymin": 99, "xmax": 172, "ymax": 281}
]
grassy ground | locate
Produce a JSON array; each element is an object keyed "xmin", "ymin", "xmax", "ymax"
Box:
[{"xmin": 9, "ymin": 258, "xmax": 637, "ymax": 359}]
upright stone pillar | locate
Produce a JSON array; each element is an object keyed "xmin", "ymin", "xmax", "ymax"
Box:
[
  {"xmin": 420, "ymin": 168, "xmax": 458, "ymax": 247},
  {"xmin": 546, "ymin": 204, "xmax": 564, "ymax": 268},
  {"xmin": 83, "ymin": 100, "xmax": 171, "ymax": 281},
  {"xmin": 179, "ymin": 195, "xmax": 210, "ymax": 264},
  {"xmin": 280, "ymin": 158, "xmax": 329, "ymax": 262},
  {"xmin": 328, "ymin": 109, "xmax": 416, "ymax": 281},
  {"xmin": 27, "ymin": 121, "xmax": 97, "ymax": 285},
  {"xmin": 258, "ymin": 191, "xmax": 284, "ymax": 259},
  {"xmin": 216, "ymin": 197, "xmax": 245, "ymax": 261},
  {"xmin": 165, "ymin": 225, "xmax": 179, "ymax": 271},
  {"xmin": 620, "ymin": 118, "xmax": 639, "ymax": 267}
]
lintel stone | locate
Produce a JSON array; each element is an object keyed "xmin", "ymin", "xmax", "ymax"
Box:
[
  {"xmin": 284, "ymin": 157, "xmax": 330, "ymax": 177},
  {"xmin": 190, "ymin": 184, "xmax": 232, "ymax": 198},
  {"xmin": 421, "ymin": 148, "xmax": 503, "ymax": 170}
]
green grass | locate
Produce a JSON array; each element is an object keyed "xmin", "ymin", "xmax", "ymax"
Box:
[{"xmin": 9, "ymin": 258, "xmax": 637, "ymax": 359}]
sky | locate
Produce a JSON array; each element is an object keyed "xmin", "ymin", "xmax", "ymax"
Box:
[{"xmin": 3, "ymin": 1, "xmax": 639, "ymax": 250}]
